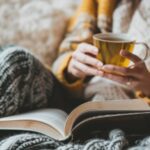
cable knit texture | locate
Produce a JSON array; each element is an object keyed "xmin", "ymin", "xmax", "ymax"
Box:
[{"xmin": 1, "ymin": 129, "xmax": 150, "ymax": 150}]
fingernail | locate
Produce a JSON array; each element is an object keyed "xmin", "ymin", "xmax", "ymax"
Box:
[
  {"xmin": 98, "ymin": 70, "xmax": 104, "ymax": 76},
  {"xmin": 94, "ymin": 47, "xmax": 98, "ymax": 51},
  {"xmin": 97, "ymin": 62, "xmax": 103, "ymax": 69},
  {"xmin": 102, "ymin": 66, "xmax": 108, "ymax": 70},
  {"xmin": 94, "ymin": 48, "xmax": 98, "ymax": 54}
]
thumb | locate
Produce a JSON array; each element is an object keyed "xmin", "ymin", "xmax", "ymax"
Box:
[{"xmin": 120, "ymin": 49, "xmax": 141, "ymax": 63}]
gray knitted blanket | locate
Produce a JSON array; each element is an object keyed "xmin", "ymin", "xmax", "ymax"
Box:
[{"xmin": 0, "ymin": 129, "xmax": 150, "ymax": 150}]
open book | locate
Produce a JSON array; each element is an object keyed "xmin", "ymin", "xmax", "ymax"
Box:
[{"xmin": 0, "ymin": 99, "xmax": 150, "ymax": 141}]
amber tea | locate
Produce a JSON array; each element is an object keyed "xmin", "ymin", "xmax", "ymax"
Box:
[{"xmin": 93, "ymin": 33, "xmax": 136, "ymax": 67}]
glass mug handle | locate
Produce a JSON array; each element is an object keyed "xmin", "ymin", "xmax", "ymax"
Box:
[
  {"xmin": 128, "ymin": 42, "xmax": 149, "ymax": 68},
  {"xmin": 135, "ymin": 42, "xmax": 149, "ymax": 61}
]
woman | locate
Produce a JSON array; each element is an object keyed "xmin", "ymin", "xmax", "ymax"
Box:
[
  {"xmin": 0, "ymin": 0, "xmax": 150, "ymax": 149},
  {"xmin": 53, "ymin": 0, "xmax": 150, "ymax": 102}
]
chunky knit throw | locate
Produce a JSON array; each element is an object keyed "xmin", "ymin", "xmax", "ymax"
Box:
[
  {"xmin": 0, "ymin": 129, "xmax": 150, "ymax": 150},
  {"xmin": 0, "ymin": 45, "xmax": 74, "ymax": 117}
]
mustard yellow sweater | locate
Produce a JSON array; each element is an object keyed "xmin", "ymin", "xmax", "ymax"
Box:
[
  {"xmin": 52, "ymin": 0, "xmax": 150, "ymax": 103},
  {"xmin": 52, "ymin": 0, "xmax": 116, "ymax": 87}
]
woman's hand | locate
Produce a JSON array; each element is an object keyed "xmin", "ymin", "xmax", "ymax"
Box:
[
  {"xmin": 67, "ymin": 43, "xmax": 103, "ymax": 79},
  {"xmin": 102, "ymin": 50, "xmax": 150, "ymax": 97}
]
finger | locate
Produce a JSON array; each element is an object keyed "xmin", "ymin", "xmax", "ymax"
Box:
[
  {"xmin": 102, "ymin": 64, "xmax": 141, "ymax": 78},
  {"xmin": 72, "ymin": 59, "xmax": 103, "ymax": 76},
  {"xmin": 103, "ymin": 72, "xmax": 128, "ymax": 84},
  {"xmin": 120, "ymin": 49, "xmax": 141, "ymax": 63},
  {"xmin": 78, "ymin": 43, "xmax": 99, "ymax": 56},
  {"xmin": 69, "ymin": 67, "xmax": 86, "ymax": 78},
  {"xmin": 73, "ymin": 52, "xmax": 103, "ymax": 69},
  {"xmin": 103, "ymin": 72, "xmax": 138, "ymax": 89}
]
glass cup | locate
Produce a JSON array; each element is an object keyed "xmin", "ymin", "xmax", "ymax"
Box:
[{"xmin": 93, "ymin": 33, "xmax": 149, "ymax": 68}]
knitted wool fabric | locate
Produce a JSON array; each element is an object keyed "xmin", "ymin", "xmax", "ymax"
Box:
[
  {"xmin": 128, "ymin": 136, "xmax": 150, "ymax": 150},
  {"xmin": 0, "ymin": 47, "xmax": 50, "ymax": 116},
  {"xmin": 0, "ymin": 45, "xmax": 72, "ymax": 117},
  {"xmin": 0, "ymin": 132, "xmax": 63, "ymax": 150},
  {"xmin": 57, "ymin": 129, "xmax": 128, "ymax": 150},
  {"xmin": 0, "ymin": 129, "xmax": 150, "ymax": 149},
  {"xmin": 57, "ymin": 130, "xmax": 150, "ymax": 150}
]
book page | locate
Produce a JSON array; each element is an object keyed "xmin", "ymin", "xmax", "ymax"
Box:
[
  {"xmin": 65, "ymin": 99, "xmax": 150, "ymax": 135},
  {"xmin": 0, "ymin": 109, "xmax": 68, "ymax": 139}
]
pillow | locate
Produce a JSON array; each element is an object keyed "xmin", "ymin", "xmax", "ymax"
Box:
[{"xmin": 0, "ymin": 0, "xmax": 67, "ymax": 66}]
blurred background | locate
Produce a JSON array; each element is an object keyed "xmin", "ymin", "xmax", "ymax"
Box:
[{"xmin": 0, "ymin": 0, "xmax": 81, "ymax": 66}]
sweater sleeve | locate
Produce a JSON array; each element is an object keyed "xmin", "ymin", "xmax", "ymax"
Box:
[
  {"xmin": 97, "ymin": 0, "xmax": 117, "ymax": 32},
  {"xmin": 52, "ymin": 0, "xmax": 98, "ymax": 93},
  {"xmin": 52, "ymin": 0, "xmax": 117, "ymax": 93}
]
